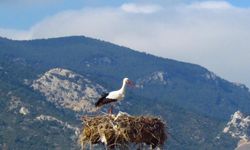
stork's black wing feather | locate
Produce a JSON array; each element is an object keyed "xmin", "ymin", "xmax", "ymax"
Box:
[
  {"xmin": 95, "ymin": 93, "xmax": 108, "ymax": 107},
  {"xmin": 95, "ymin": 93, "xmax": 117, "ymax": 107}
]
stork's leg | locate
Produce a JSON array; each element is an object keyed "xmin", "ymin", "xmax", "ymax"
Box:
[{"xmin": 108, "ymin": 105, "xmax": 113, "ymax": 114}]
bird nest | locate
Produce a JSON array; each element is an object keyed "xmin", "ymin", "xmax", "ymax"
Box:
[{"xmin": 79, "ymin": 112, "xmax": 167, "ymax": 149}]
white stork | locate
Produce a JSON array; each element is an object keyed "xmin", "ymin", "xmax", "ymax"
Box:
[{"xmin": 95, "ymin": 77, "xmax": 133, "ymax": 113}]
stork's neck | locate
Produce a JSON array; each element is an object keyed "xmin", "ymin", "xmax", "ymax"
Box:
[{"xmin": 119, "ymin": 81, "xmax": 126, "ymax": 94}]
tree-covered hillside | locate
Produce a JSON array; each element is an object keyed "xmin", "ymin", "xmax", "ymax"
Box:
[{"xmin": 0, "ymin": 36, "xmax": 249, "ymax": 149}]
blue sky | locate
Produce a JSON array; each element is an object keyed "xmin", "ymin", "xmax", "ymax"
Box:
[
  {"xmin": 228, "ymin": 0, "xmax": 250, "ymax": 7},
  {"xmin": 1, "ymin": 0, "xmax": 249, "ymax": 29},
  {"xmin": 0, "ymin": 0, "xmax": 130, "ymax": 29},
  {"xmin": 0, "ymin": 0, "xmax": 250, "ymax": 88}
]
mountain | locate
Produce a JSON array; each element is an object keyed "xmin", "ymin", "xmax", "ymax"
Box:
[{"xmin": 0, "ymin": 36, "xmax": 249, "ymax": 149}]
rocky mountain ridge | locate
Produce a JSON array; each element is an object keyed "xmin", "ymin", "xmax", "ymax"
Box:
[
  {"xmin": 223, "ymin": 111, "xmax": 250, "ymax": 147},
  {"xmin": 31, "ymin": 68, "xmax": 106, "ymax": 113}
]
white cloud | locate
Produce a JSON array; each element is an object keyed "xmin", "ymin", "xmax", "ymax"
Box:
[
  {"xmin": 121, "ymin": 3, "xmax": 161, "ymax": 14},
  {"xmin": 0, "ymin": 28, "xmax": 31, "ymax": 40},
  {"xmin": 189, "ymin": 1, "xmax": 233, "ymax": 10},
  {"xmin": 1, "ymin": 1, "xmax": 250, "ymax": 87}
]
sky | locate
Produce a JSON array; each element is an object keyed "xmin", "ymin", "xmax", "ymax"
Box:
[{"xmin": 0, "ymin": 0, "xmax": 250, "ymax": 88}]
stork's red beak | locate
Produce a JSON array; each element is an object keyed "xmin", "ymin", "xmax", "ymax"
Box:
[{"xmin": 127, "ymin": 80, "xmax": 135, "ymax": 87}]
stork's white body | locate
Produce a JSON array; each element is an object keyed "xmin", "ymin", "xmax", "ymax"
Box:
[
  {"xmin": 106, "ymin": 87, "xmax": 126, "ymax": 100},
  {"xmin": 95, "ymin": 78, "xmax": 132, "ymax": 108}
]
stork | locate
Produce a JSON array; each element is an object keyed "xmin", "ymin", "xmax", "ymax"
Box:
[{"xmin": 95, "ymin": 78, "xmax": 133, "ymax": 113}]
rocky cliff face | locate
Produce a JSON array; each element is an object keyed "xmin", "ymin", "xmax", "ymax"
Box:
[
  {"xmin": 32, "ymin": 68, "xmax": 106, "ymax": 113},
  {"xmin": 223, "ymin": 111, "xmax": 250, "ymax": 147},
  {"xmin": 135, "ymin": 71, "xmax": 168, "ymax": 88}
]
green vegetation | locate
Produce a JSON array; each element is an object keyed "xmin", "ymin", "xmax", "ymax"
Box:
[{"xmin": 0, "ymin": 36, "xmax": 247, "ymax": 149}]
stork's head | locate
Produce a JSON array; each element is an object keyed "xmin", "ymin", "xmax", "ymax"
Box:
[{"xmin": 123, "ymin": 77, "xmax": 134, "ymax": 86}]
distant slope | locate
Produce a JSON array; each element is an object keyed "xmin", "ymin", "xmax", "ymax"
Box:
[
  {"xmin": 0, "ymin": 36, "xmax": 249, "ymax": 119},
  {"xmin": 0, "ymin": 72, "xmax": 79, "ymax": 149},
  {"xmin": 0, "ymin": 36, "xmax": 249, "ymax": 149}
]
